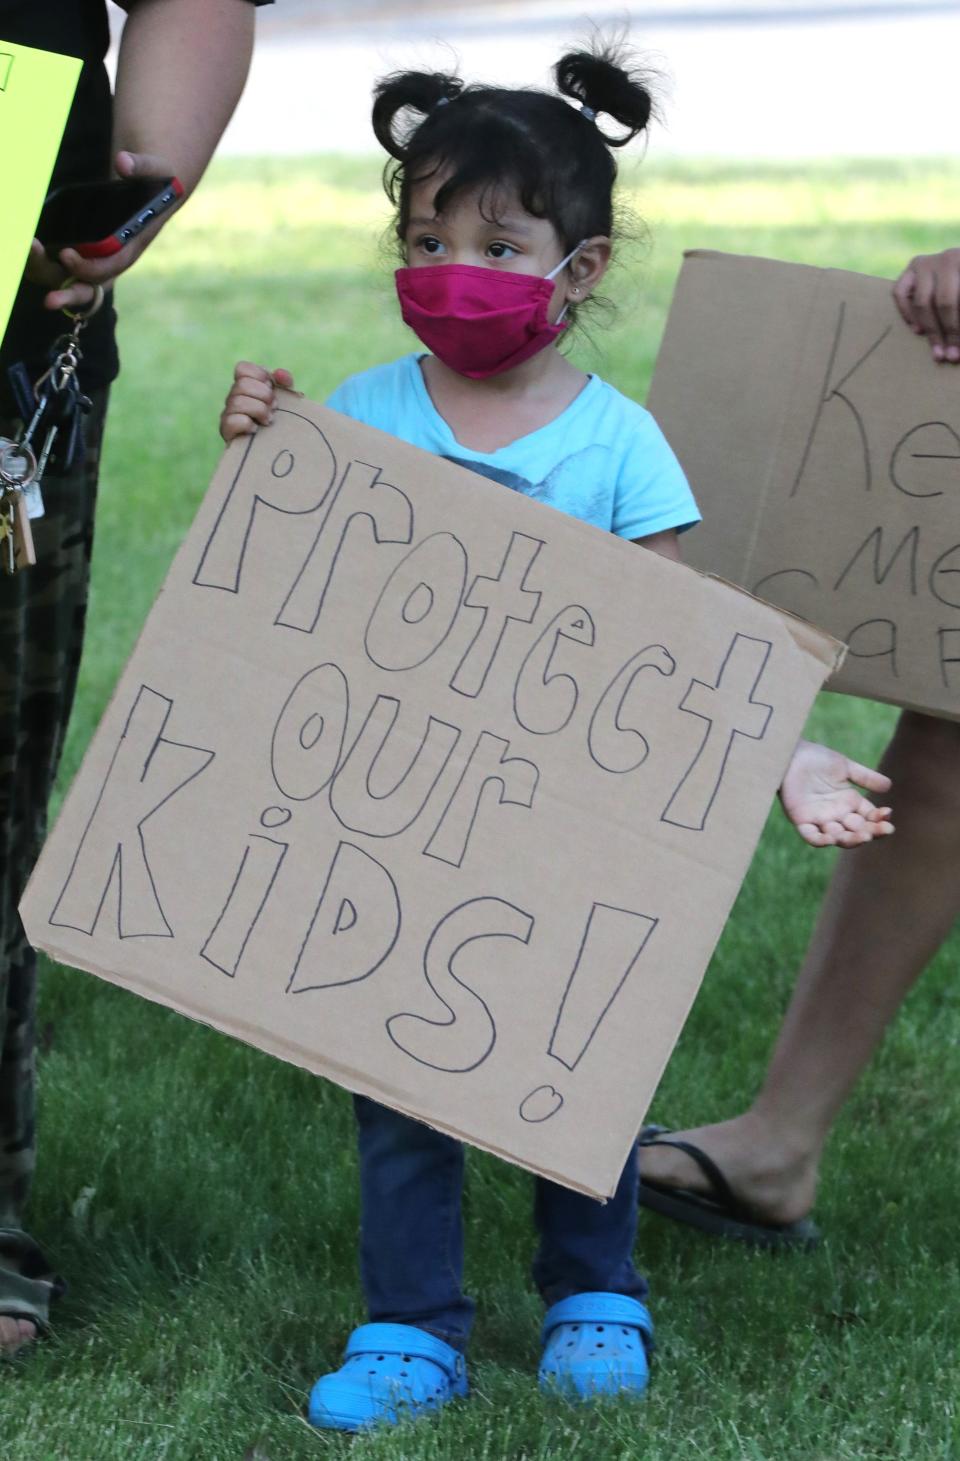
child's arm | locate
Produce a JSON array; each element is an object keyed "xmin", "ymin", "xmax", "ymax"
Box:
[
  {"xmin": 778, "ymin": 740, "xmax": 893, "ymax": 848},
  {"xmin": 632, "ymin": 528, "xmax": 681, "ymax": 561},
  {"xmin": 220, "ymin": 360, "xmax": 295, "ymax": 442},
  {"xmin": 893, "ymin": 247, "xmax": 960, "ymax": 363}
]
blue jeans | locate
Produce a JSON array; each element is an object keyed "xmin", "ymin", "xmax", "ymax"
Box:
[{"xmin": 354, "ymin": 1095, "xmax": 647, "ymax": 1351}]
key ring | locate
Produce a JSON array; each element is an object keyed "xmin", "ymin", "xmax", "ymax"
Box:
[
  {"xmin": 59, "ymin": 281, "xmax": 105, "ymax": 323},
  {"xmin": 0, "ymin": 440, "xmax": 37, "ymax": 490}
]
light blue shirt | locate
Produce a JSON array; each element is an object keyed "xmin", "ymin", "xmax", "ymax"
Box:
[{"xmin": 325, "ymin": 354, "xmax": 700, "ymax": 541}]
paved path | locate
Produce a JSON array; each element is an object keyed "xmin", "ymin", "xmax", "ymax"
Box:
[{"xmin": 213, "ymin": 0, "xmax": 960, "ymax": 159}]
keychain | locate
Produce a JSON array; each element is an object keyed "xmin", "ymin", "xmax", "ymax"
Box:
[
  {"xmin": 0, "ymin": 439, "xmax": 38, "ymax": 573},
  {"xmin": 0, "ymin": 281, "xmax": 103, "ymax": 574}
]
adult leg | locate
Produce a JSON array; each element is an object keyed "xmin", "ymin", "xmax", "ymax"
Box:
[
  {"xmin": 0, "ymin": 947, "xmax": 48, "ymax": 1354},
  {"xmin": 0, "ymin": 393, "xmax": 107, "ymax": 1351},
  {"xmin": 640, "ymin": 710, "xmax": 960, "ymax": 1226}
]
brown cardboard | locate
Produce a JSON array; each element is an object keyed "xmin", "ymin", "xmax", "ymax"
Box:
[
  {"xmin": 20, "ymin": 398, "xmax": 841, "ymax": 1197},
  {"xmin": 647, "ymin": 250, "xmax": 960, "ymax": 722}
]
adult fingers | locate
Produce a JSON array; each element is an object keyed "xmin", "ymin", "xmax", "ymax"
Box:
[
  {"xmin": 115, "ymin": 148, "xmax": 173, "ymax": 180},
  {"xmin": 43, "ymin": 277, "xmax": 100, "ymax": 312},
  {"xmin": 55, "ymin": 236, "xmax": 149, "ymax": 291},
  {"xmin": 56, "ymin": 247, "xmax": 117, "ymax": 284},
  {"xmin": 54, "ymin": 153, "xmax": 180, "ymax": 291},
  {"xmin": 24, "ymin": 240, "xmax": 65, "ymax": 289},
  {"xmin": 893, "ymin": 263, "xmax": 920, "ymax": 331},
  {"xmin": 934, "ymin": 251, "xmax": 960, "ymax": 361},
  {"xmin": 908, "ymin": 256, "xmax": 947, "ymax": 358}
]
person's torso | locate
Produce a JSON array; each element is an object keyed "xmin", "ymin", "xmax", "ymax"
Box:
[
  {"xmin": 0, "ymin": 0, "xmax": 116, "ymax": 413},
  {"xmin": 325, "ymin": 354, "xmax": 700, "ymax": 541}
]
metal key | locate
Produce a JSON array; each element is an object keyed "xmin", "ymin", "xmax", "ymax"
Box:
[
  {"xmin": 0, "ymin": 481, "xmax": 37, "ymax": 574},
  {"xmin": 4, "ymin": 373, "xmax": 53, "ymax": 520},
  {"xmin": 1, "ymin": 283, "xmax": 102, "ymax": 543},
  {"xmin": 11, "ymin": 490, "xmax": 36, "ymax": 569},
  {"xmin": 24, "ymin": 314, "xmax": 94, "ymax": 509},
  {"xmin": 0, "ymin": 436, "xmax": 38, "ymax": 493},
  {"xmin": 9, "ymin": 343, "xmax": 72, "ymax": 522},
  {"xmin": 0, "ymin": 426, "xmax": 38, "ymax": 569},
  {"xmin": 0, "ymin": 492, "xmax": 16, "ymax": 575}
]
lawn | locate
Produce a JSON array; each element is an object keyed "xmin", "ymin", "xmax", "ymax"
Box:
[{"xmin": 5, "ymin": 156, "xmax": 960, "ymax": 1460}]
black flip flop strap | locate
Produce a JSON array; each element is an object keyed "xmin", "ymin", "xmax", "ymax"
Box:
[{"xmin": 638, "ymin": 1133, "xmax": 744, "ymax": 1216}]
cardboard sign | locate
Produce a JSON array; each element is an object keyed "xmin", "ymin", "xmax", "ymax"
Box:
[
  {"xmin": 647, "ymin": 251, "xmax": 960, "ymax": 722},
  {"xmin": 0, "ymin": 40, "xmax": 81, "ymax": 344},
  {"xmin": 21, "ymin": 400, "xmax": 841, "ymax": 1197}
]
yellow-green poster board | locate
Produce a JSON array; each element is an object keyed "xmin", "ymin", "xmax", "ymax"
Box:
[{"xmin": 0, "ymin": 40, "xmax": 82, "ymax": 345}]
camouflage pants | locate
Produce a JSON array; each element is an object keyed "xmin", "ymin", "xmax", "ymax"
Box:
[{"xmin": 0, "ymin": 388, "xmax": 107, "ymax": 1326}]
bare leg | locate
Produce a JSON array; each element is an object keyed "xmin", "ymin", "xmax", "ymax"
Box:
[{"xmin": 641, "ymin": 711, "xmax": 960, "ymax": 1225}]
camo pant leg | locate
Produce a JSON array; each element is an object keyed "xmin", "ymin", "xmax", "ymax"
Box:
[{"xmin": 0, "ymin": 388, "xmax": 108, "ymax": 1325}]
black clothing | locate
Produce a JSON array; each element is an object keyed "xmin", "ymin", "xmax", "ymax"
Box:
[
  {"xmin": 1, "ymin": 1, "xmax": 117, "ymax": 404},
  {"xmin": 0, "ymin": 0, "xmax": 273, "ymax": 411}
]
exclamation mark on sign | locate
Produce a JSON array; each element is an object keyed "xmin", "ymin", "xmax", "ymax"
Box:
[{"xmin": 518, "ymin": 903, "xmax": 658, "ymax": 1124}]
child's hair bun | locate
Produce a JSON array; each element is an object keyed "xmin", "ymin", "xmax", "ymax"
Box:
[
  {"xmin": 554, "ymin": 44, "xmax": 655, "ymax": 146},
  {"xmin": 373, "ymin": 70, "xmax": 464, "ymax": 159}
]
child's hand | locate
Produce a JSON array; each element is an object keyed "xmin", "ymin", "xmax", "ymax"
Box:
[
  {"xmin": 893, "ymin": 248, "xmax": 960, "ymax": 363},
  {"xmin": 778, "ymin": 739, "xmax": 894, "ymax": 849},
  {"xmin": 220, "ymin": 361, "xmax": 296, "ymax": 443}
]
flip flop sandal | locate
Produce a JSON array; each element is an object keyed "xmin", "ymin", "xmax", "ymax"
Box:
[
  {"xmin": 307, "ymin": 1322, "xmax": 468, "ymax": 1432},
  {"xmin": 637, "ymin": 1125, "xmax": 821, "ymax": 1251},
  {"xmin": 539, "ymin": 1292, "xmax": 654, "ymax": 1400}
]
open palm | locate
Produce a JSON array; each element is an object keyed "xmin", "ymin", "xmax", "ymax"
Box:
[{"xmin": 779, "ymin": 739, "xmax": 894, "ymax": 848}]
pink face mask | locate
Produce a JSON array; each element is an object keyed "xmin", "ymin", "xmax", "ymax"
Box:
[{"xmin": 395, "ymin": 241, "xmax": 585, "ymax": 380}]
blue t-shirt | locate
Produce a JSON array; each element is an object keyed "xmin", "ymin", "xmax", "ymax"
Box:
[{"xmin": 325, "ymin": 354, "xmax": 700, "ymax": 541}]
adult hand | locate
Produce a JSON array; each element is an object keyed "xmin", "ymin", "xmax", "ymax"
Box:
[
  {"xmin": 893, "ymin": 247, "xmax": 960, "ymax": 364},
  {"xmin": 23, "ymin": 149, "xmax": 182, "ymax": 314}
]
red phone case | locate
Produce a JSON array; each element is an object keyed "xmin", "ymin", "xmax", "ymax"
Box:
[{"xmin": 75, "ymin": 178, "xmax": 185, "ymax": 259}]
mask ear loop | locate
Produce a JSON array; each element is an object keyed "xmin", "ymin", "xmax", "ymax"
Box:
[{"xmin": 550, "ymin": 239, "xmax": 588, "ymax": 323}]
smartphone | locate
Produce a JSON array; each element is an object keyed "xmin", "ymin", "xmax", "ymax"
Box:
[{"xmin": 37, "ymin": 177, "xmax": 184, "ymax": 259}]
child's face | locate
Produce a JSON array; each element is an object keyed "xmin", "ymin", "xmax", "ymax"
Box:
[{"xmin": 404, "ymin": 174, "xmax": 573, "ymax": 319}]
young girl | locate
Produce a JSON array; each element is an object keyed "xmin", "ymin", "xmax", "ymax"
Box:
[{"xmin": 220, "ymin": 46, "xmax": 893, "ymax": 1431}]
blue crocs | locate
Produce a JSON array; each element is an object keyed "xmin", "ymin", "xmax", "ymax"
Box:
[
  {"xmin": 308, "ymin": 1323, "xmax": 468, "ymax": 1432},
  {"xmin": 539, "ymin": 1292, "xmax": 653, "ymax": 1400}
]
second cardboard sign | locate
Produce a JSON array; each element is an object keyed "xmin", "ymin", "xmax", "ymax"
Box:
[{"xmin": 648, "ymin": 250, "xmax": 960, "ymax": 722}]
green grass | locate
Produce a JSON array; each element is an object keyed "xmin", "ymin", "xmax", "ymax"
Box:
[{"xmin": 7, "ymin": 156, "xmax": 960, "ymax": 1460}]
